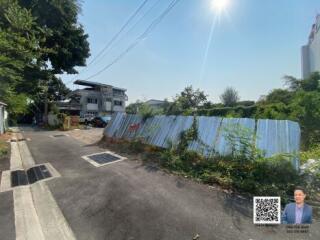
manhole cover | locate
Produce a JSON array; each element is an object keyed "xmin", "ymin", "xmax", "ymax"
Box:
[
  {"xmin": 11, "ymin": 165, "xmax": 52, "ymax": 187},
  {"xmin": 88, "ymin": 153, "xmax": 121, "ymax": 164}
]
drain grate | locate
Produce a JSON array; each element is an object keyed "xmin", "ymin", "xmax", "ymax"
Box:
[
  {"xmin": 11, "ymin": 165, "xmax": 52, "ymax": 187},
  {"xmin": 88, "ymin": 153, "xmax": 121, "ymax": 164},
  {"xmin": 53, "ymin": 134, "xmax": 66, "ymax": 137},
  {"xmin": 11, "ymin": 170, "xmax": 28, "ymax": 187},
  {"xmin": 10, "ymin": 138, "xmax": 26, "ymax": 142},
  {"xmin": 27, "ymin": 165, "xmax": 52, "ymax": 184},
  {"xmin": 82, "ymin": 151, "xmax": 127, "ymax": 167}
]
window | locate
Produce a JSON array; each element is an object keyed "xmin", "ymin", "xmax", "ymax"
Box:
[
  {"xmin": 87, "ymin": 98, "xmax": 98, "ymax": 104},
  {"xmin": 86, "ymin": 111, "xmax": 97, "ymax": 116},
  {"xmin": 113, "ymin": 89, "xmax": 124, "ymax": 96},
  {"xmin": 114, "ymin": 100, "xmax": 123, "ymax": 106}
]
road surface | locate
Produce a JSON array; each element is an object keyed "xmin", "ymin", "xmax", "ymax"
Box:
[{"xmin": 0, "ymin": 127, "xmax": 319, "ymax": 240}]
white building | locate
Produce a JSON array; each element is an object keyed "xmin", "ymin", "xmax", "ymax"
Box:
[
  {"xmin": 301, "ymin": 14, "xmax": 320, "ymax": 79},
  {"xmin": 56, "ymin": 80, "xmax": 128, "ymax": 117}
]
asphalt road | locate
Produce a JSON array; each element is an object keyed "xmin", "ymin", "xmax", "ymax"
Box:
[{"xmin": 1, "ymin": 127, "xmax": 320, "ymax": 240}]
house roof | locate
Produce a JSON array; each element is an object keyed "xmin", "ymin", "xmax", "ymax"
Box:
[
  {"xmin": 0, "ymin": 101, "xmax": 7, "ymax": 106},
  {"xmin": 74, "ymin": 80, "xmax": 126, "ymax": 91}
]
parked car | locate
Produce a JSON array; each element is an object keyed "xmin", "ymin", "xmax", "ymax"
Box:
[
  {"xmin": 79, "ymin": 113, "xmax": 95, "ymax": 124},
  {"xmin": 90, "ymin": 116, "xmax": 111, "ymax": 128}
]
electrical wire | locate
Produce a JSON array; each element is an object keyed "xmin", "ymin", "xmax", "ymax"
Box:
[
  {"xmin": 95, "ymin": 0, "xmax": 163, "ymax": 66},
  {"xmin": 84, "ymin": 0, "xmax": 181, "ymax": 81},
  {"xmin": 88, "ymin": 0, "xmax": 150, "ymax": 66},
  {"xmin": 65, "ymin": 0, "xmax": 150, "ymax": 85}
]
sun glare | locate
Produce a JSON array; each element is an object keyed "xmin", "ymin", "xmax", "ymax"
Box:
[{"xmin": 211, "ymin": 0, "xmax": 229, "ymax": 12}]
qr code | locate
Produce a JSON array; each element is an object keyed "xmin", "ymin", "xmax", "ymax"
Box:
[{"xmin": 253, "ymin": 197, "xmax": 281, "ymax": 224}]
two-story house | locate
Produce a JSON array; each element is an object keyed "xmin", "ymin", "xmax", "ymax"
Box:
[{"xmin": 56, "ymin": 80, "xmax": 128, "ymax": 117}]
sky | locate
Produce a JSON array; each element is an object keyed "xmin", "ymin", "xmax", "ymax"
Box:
[{"xmin": 60, "ymin": 0, "xmax": 320, "ymax": 104}]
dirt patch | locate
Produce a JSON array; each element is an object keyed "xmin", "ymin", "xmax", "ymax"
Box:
[{"xmin": 68, "ymin": 128, "xmax": 104, "ymax": 145}]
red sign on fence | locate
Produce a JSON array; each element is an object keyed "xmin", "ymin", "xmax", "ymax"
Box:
[{"xmin": 128, "ymin": 123, "xmax": 140, "ymax": 132}]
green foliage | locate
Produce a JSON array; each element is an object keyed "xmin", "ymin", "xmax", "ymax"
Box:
[
  {"xmin": 166, "ymin": 86, "xmax": 208, "ymax": 115},
  {"xmin": 176, "ymin": 116, "xmax": 198, "ymax": 154},
  {"xmin": 255, "ymin": 102, "xmax": 291, "ymax": 120},
  {"xmin": 220, "ymin": 87, "xmax": 240, "ymax": 107},
  {"xmin": 222, "ymin": 123, "xmax": 263, "ymax": 161},
  {"xmin": 0, "ymin": 0, "xmax": 45, "ymax": 87},
  {"xmin": 265, "ymin": 89, "xmax": 294, "ymax": 105},
  {"xmin": 300, "ymin": 144, "xmax": 320, "ymax": 163},
  {"xmin": 50, "ymin": 103, "xmax": 60, "ymax": 115},
  {"xmin": 196, "ymin": 105, "xmax": 257, "ymax": 118},
  {"xmin": 138, "ymin": 103, "xmax": 162, "ymax": 121},
  {"xmin": 284, "ymin": 72, "xmax": 320, "ymax": 92},
  {"xmin": 18, "ymin": 0, "xmax": 90, "ymax": 74},
  {"xmin": 0, "ymin": 139, "xmax": 9, "ymax": 157},
  {"xmin": 126, "ymin": 100, "xmax": 143, "ymax": 114},
  {"xmin": 290, "ymin": 91, "xmax": 320, "ymax": 147},
  {"xmin": 128, "ymin": 138, "xmax": 146, "ymax": 153},
  {"xmin": 300, "ymin": 159, "xmax": 320, "ymax": 201},
  {"xmin": 0, "ymin": 0, "xmax": 89, "ymax": 123},
  {"xmin": 160, "ymin": 147, "xmax": 300, "ymax": 203}
]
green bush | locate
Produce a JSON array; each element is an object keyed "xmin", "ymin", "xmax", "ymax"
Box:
[
  {"xmin": 160, "ymin": 147, "xmax": 300, "ymax": 203},
  {"xmin": 138, "ymin": 103, "xmax": 162, "ymax": 121},
  {"xmin": 128, "ymin": 138, "xmax": 146, "ymax": 153},
  {"xmin": 195, "ymin": 105, "xmax": 257, "ymax": 118}
]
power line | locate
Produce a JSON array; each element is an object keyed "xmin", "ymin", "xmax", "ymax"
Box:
[
  {"xmin": 66, "ymin": 0, "xmax": 150, "ymax": 85},
  {"xmin": 84, "ymin": 0, "xmax": 181, "ymax": 81},
  {"xmin": 95, "ymin": 0, "xmax": 163, "ymax": 66},
  {"xmin": 88, "ymin": 0, "xmax": 150, "ymax": 66}
]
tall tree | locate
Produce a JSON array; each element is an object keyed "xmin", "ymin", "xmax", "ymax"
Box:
[
  {"xmin": 220, "ymin": 87, "xmax": 239, "ymax": 107},
  {"xmin": 0, "ymin": 0, "xmax": 41, "ymax": 117},
  {"xmin": 18, "ymin": 0, "xmax": 90, "ymax": 74}
]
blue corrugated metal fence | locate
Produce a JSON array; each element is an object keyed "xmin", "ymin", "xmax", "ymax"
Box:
[{"xmin": 104, "ymin": 113, "xmax": 301, "ymax": 168}]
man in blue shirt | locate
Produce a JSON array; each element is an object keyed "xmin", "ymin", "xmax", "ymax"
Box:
[{"xmin": 281, "ymin": 186, "xmax": 312, "ymax": 224}]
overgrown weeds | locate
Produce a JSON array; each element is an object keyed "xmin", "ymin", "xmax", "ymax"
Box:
[
  {"xmin": 102, "ymin": 121, "xmax": 318, "ymax": 207},
  {"xmin": 0, "ymin": 140, "xmax": 8, "ymax": 157}
]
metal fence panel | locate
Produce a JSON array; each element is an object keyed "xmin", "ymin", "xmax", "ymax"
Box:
[
  {"xmin": 104, "ymin": 113, "xmax": 300, "ymax": 168},
  {"xmin": 255, "ymin": 119, "xmax": 300, "ymax": 168},
  {"xmin": 188, "ymin": 116, "xmax": 222, "ymax": 156}
]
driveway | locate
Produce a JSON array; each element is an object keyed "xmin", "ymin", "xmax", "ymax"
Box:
[{"xmin": 0, "ymin": 127, "xmax": 319, "ymax": 240}]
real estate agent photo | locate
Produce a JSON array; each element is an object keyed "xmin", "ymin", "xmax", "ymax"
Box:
[{"xmin": 281, "ymin": 186, "xmax": 312, "ymax": 224}]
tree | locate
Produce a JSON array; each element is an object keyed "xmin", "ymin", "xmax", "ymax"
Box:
[
  {"xmin": 166, "ymin": 86, "xmax": 208, "ymax": 115},
  {"xmin": 284, "ymin": 72, "xmax": 320, "ymax": 92},
  {"xmin": 18, "ymin": 0, "xmax": 90, "ymax": 74},
  {"xmin": 289, "ymin": 91, "xmax": 320, "ymax": 147},
  {"xmin": 126, "ymin": 100, "xmax": 143, "ymax": 114},
  {"xmin": 0, "ymin": 0, "xmax": 90, "ymax": 123},
  {"xmin": 0, "ymin": 0, "xmax": 41, "ymax": 118},
  {"xmin": 264, "ymin": 89, "xmax": 293, "ymax": 105},
  {"xmin": 220, "ymin": 87, "xmax": 239, "ymax": 107},
  {"xmin": 19, "ymin": 0, "xmax": 90, "ymax": 122}
]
